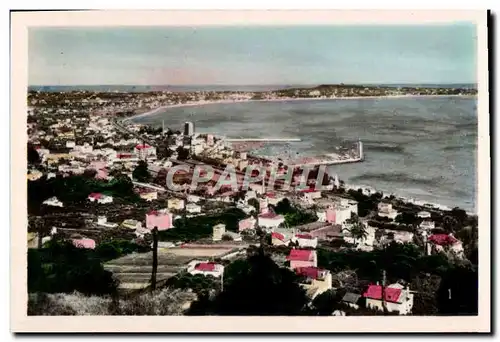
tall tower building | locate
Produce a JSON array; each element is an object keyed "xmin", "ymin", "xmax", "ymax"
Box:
[{"xmin": 184, "ymin": 121, "xmax": 195, "ymax": 137}]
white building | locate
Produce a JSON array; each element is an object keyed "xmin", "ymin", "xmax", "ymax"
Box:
[
  {"xmin": 187, "ymin": 260, "xmax": 224, "ymax": 278},
  {"xmin": 364, "ymin": 283, "xmax": 414, "ymax": 315},
  {"xmin": 134, "ymin": 144, "xmax": 157, "ymax": 160},
  {"xmin": 258, "ymin": 210, "xmax": 285, "ymax": 229},
  {"xmin": 292, "ymin": 233, "xmax": 318, "ymax": 248},
  {"xmin": 187, "ymin": 195, "xmax": 202, "ymax": 203},
  {"xmin": 168, "ymin": 198, "xmax": 185, "ymax": 210},
  {"xmin": 42, "ymin": 197, "xmax": 64, "ymax": 207},
  {"xmin": 419, "ymin": 220, "xmax": 435, "ymax": 231},
  {"xmin": 213, "ymin": 223, "xmax": 226, "ymax": 241},
  {"xmin": 87, "ymin": 193, "xmax": 113, "ymax": 204},
  {"xmin": 385, "ymin": 229, "xmax": 414, "ymax": 244},
  {"xmin": 97, "ymin": 216, "xmax": 118, "ymax": 228},
  {"xmin": 186, "ymin": 203, "xmax": 202, "ymax": 214},
  {"xmin": 418, "ymin": 211, "xmax": 431, "ymax": 219},
  {"xmin": 302, "ymin": 190, "xmax": 322, "ymax": 204},
  {"xmin": 377, "ymin": 202, "xmax": 399, "ymax": 220}
]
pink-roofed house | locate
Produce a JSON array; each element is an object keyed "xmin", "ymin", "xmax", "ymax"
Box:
[
  {"xmin": 287, "ymin": 249, "xmax": 318, "ymax": 270},
  {"xmin": 187, "ymin": 260, "xmax": 224, "ymax": 278},
  {"xmin": 146, "ymin": 210, "xmax": 174, "ymax": 231},
  {"xmin": 363, "ymin": 283, "xmax": 414, "ymax": 315},
  {"xmin": 72, "ymin": 238, "xmax": 96, "ymax": 249},
  {"xmin": 238, "ymin": 217, "xmax": 256, "ymax": 232}
]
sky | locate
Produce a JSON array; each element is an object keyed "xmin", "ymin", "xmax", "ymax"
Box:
[{"xmin": 28, "ymin": 24, "xmax": 477, "ymax": 86}]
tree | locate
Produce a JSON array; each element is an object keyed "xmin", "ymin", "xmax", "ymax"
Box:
[
  {"xmin": 274, "ymin": 198, "xmax": 293, "ymax": 215},
  {"xmin": 221, "ymin": 234, "xmax": 234, "ymax": 241},
  {"xmin": 437, "ymin": 264, "xmax": 478, "ymax": 315},
  {"xmin": 208, "ymin": 253, "xmax": 308, "ymax": 315},
  {"xmin": 247, "ymin": 198, "xmax": 260, "ymax": 211},
  {"xmin": 27, "ymin": 143, "xmax": 41, "ymax": 165},
  {"xmin": 132, "ymin": 160, "xmax": 151, "ymax": 183},
  {"xmin": 176, "ymin": 147, "xmax": 190, "ymax": 161},
  {"xmin": 344, "ymin": 214, "xmax": 368, "ymax": 244},
  {"xmin": 28, "ymin": 240, "xmax": 117, "ymax": 296}
]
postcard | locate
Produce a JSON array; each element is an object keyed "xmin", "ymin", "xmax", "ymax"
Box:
[{"xmin": 11, "ymin": 9, "xmax": 490, "ymax": 333}]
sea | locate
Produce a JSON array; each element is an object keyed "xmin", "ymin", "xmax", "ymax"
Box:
[
  {"xmin": 131, "ymin": 96, "xmax": 477, "ymax": 213},
  {"xmin": 28, "ymin": 83, "xmax": 477, "ymax": 93}
]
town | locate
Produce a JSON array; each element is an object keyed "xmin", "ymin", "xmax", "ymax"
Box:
[{"xmin": 27, "ymin": 87, "xmax": 478, "ymax": 316}]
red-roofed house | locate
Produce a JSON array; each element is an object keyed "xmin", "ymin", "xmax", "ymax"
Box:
[
  {"xmin": 363, "ymin": 283, "xmax": 414, "ymax": 315},
  {"xmin": 427, "ymin": 233, "xmax": 464, "ymax": 256},
  {"xmin": 146, "ymin": 210, "xmax": 173, "ymax": 231},
  {"xmin": 287, "ymin": 249, "xmax": 317, "ymax": 269},
  {"xmin": 292, "ymin": 233, "xmax": 318, "ymax": 248},
  {"xmin": 134, "ymin": 144, "xmax": 157, "ymax": 160},
  {"xmin": 72, "ymin": 238, "xmax": 96, "ymax": 250},
  {"xmin": 295, "ymin": 266, "xmax": 332, "ymax": 299},
  {"xmin": 258, "ymin": 210, "xmax": 285, "ymax": 229},
  {"xmin": 87, "ymin": 193, "xmax": 113, "ymax": 204},
  {"xmin": 271, "ymin": 232, "xmax": 290, "ymax": 246},
  {"xmin": 187, "ymin": 260, "xmax": 224, "ymax": 278}
]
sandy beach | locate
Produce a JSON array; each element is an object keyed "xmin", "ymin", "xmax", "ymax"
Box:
[{"xmin": 124, "ymin": 94, "xmax": 476, "ymax": 122}]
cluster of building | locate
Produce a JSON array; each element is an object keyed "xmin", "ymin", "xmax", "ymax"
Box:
[{"xmin": 28, "ymin": 89, "xmax": 470, "ymax": 315}]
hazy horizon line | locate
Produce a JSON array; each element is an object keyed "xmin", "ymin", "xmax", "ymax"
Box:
[{"xmin": 29, "ymin": 82, "xmax": 478, "ymax": 87}]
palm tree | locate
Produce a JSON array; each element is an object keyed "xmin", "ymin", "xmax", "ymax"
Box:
[{"xmin": 344, "ymin": 214, "xmax": 368, "ymax": 245}]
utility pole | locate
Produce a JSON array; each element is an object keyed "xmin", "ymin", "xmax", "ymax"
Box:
[
  {"xmin": 381, "ymin": 269, "xmax": 387, "ymax": 315},
  {"xmin": 221, "ymin": 271, "xmax": 224, "ymax": 293},
  {"xmin": 150, "ymin": 227, "xmax": 158, "ymax": 291}
]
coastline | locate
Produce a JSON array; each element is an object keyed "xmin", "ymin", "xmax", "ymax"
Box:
[
  {"xmin": 121, "ymin": 95, "xmax": 477, "ymax": 216},
  {"xmin": 124, "ymin": 94, "xmax": 477, "ymax": 122}
]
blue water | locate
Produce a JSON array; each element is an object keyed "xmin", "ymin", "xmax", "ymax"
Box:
[{"xmin": 133, "ymin": 97, "xmax": 477, "ymax": 213}]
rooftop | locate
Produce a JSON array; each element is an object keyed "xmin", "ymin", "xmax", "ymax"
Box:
[{"xmin": 287, "ymin": 249, "xmax": 315, "ymax": 262}]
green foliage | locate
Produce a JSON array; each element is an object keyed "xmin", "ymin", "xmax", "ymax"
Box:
[
  {"xmin": 132, "ymin": 160, "xmax": 151, "ymax": 183},
  {"xmin": 28, "ymin": 240, "xmax": 117, "ymax": 296},
  {"xmin": 190, "ymin": 254, "xmax": 308, "ymax": 315},
  {"xmin": 317, "ymin": 242, "xmax": 448, "ymax": 283},
  {"xmin": 157, "ymin": 208, "xmax": 247, "ymax": 242},
  {"xmin": 28, "ymin": 174, "xmax": 140, "ymax": 214},
  {"xmin": 436, "ymin": 264, "xmax": 478, "ymax": 315},
  {"xmin": 28, "ymin": 143, "xmax": 41, "ymax": 165},
  {"xmin": 176, "ymin": 146, "xmax": 190, "ymax": 161},
  {"xmin": 284, "ymin": 210, "xmax": 317, "ymax": 227},
  {"xmin": 346, "ymin": 190, "xmax": 383, "ymax": 217},
  {"xmin": 247, "ymin": 198, "xmax": 260, "ymax": 211},
  {"xmin": 94, "ymin": 239, "xmax": 150, "ymax": 262},
  {"xmin": 165, "ymin": 272, "xmax": 218, "ymax": 295},
  {"xmin": 344, "ymin": 214, "xmax": 368, "ymax": 242},
  {"xmin": 273, "ymin": 198, "xmax": 294, "ymax": 215},
  {"xmin": 395, "ymin": 212, "xmax": 419, "ymax": 225}
]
